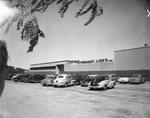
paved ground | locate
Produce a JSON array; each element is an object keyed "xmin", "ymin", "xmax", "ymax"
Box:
[{"xmin": 0, "ymin": 81, "xmax": 150, "ymax": 118}]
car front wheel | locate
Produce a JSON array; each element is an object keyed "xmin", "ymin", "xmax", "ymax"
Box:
[
  {"xmin": 103, "ymin": 85, "xmax": 107, "ymax": 90},
  {"xmin": 73, "ymin": 82, "xmax": 76, "ymax": 86},
  {"xmin": 65, "ymin": 83, "xmax": 68, "ymax": 87}
]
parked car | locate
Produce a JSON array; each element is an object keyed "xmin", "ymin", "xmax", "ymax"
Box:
[
  {"xmin": 53, "ymin": 74, "xmax": 75, "ymax": 87},
  {"xmin": 20, "ymin": 74, "xmax": 31, "ymax": 82},
  {"xmin": 88, "ymin": 75, "xmax": 116, "ymax": 90},
  {"xmin": 24, "ymin": 74, "xmax": 45, "ymax": 83},
  {"xmin": 129, "ymin": 74, "xmax": 145, "ymax": 84},
  {"xmin": 118, "ymin": 77, "xmax": 130, "ymax": 83},
  {"xmin": 15, "ymin": 74, "xmax": 27, "ymax": 82},
  {"xmin": 41, "ymin": 74, "xmax": 57, "ymax": 86},
  {"xmin": 12, "ymin": 74, "xmax": 24, "ymax": 82},
  {"xmin": 107, "ymin": 74, "xmax": 120, "ymax": 82},
  {"xmin": 80, "ymin": 75, "xmax": 97, "ymax": 87},
  {"xmin": 72, "ymin": 74, "xmax": 87, "ymax": 85},
  {"xmin": 11, "ymin": 74, "xmax": 19, "ymax": 81}
]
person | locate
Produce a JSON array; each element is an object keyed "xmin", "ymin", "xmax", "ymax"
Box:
[{"xmin": 0, "ymin": 40, "xmax": 8, "ymax": 97}]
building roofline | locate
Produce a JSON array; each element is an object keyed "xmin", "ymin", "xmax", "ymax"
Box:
[
  {"xmin": 115, "ymin": 46, "xmax": 150, "ymax": 52},
  {"xmin": 30, "ymin": 60, "xmax": 76, "ymax": 66}
]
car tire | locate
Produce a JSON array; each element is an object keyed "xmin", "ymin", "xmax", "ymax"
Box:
[
  {"xmin": 73, "ymin": 82, "xmax": 76, "ymax": 86},
  {"xmin": 103, "ymin": 85, "xmax": 107, "ymax": 90},
  {"xmin": 112, "ymin": 84, "xmax": 115, "ymax": 88},
  {"xmin": 90, "ymin": 88, "xmax": 93, "ymax": 90},
  {"xmin": 65, "ymin": 83, "xmax": 68, "ymax": 87}
]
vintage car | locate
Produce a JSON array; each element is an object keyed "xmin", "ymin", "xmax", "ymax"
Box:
[
  {"xmin": 12, "ymin": 74, "xmax": 24, "ymax": 82},
  {"xmin": 21, "ymin": 74, "xmax": 32, "ymax": 82},
  {"xmin": 41, "ymin": 74, "xmax": 57, "ymax": 86},
  {"xmin": 72, "ymin": 74, "xmax": 87, "ymax": 85},
  {"xmin": 80, "ymin": 75, "xmax": 98, "ymax": 87},
  {"xmin": 118, "ymin": 77, "xmax": 130, "ymax": 83},
  {"xmin": 15, "ymin": 74, "xmax": 31, "ymax": 82},
  {"xmin": 88, "ymin": 75, "xmax": 116, "ymax": 90},
  {"xmin": 129, "ymin": 74, "xmax": 145, "ymax": 84},
  {"xmin": 53, "ymin": 74, "xmax": 75, "ymax": 87},
  {"xmin": 107, "ymin": 74, "xmax": 120, "ymax": 82},
  {"xmin": 24, "ymin": 74, "xmax": 45, "ymax": 83}
]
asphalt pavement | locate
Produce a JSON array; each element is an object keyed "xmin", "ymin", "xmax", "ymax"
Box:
[{"xmin": 0, "ymin": 81, "xmax": 150, "ymax": 118}]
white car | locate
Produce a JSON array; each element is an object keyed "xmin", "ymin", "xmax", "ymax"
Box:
[
  {"xmin": 88, "ymin": 75, "xmax": 116, "ymax": 90},
  {"xmin": 118, "ymin": 77, "xmax": 130, "ymax": 83},
  {"xmin": 53, "ymin": 74, "xmax": 75, "ymax": 87}
]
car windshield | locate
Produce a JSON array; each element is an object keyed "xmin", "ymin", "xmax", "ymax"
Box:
[
  {"xmin": 86, "ymin": 76, "xmax": 95, "ymax": 79},
  {"xmin": 46, "ymin": 76, "xmax": 52, "ymax": 79},
  {"xmin": 57, "ymin": 75, "xmax": 67, "ymax": 79},
  {"xmin": 46, "ymin": 75, "xmax": 56, "ymax": 79},
  {"xmin": 92, "ymin": 76, "xmax": 107, "ymax": 82},
  {"xmin": 58, "ymin": 76, "xmax": 64, "ymax": 78}
]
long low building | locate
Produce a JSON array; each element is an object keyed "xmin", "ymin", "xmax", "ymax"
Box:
[{"xmin": 29, "ymin": 45, "xmax": 150, "ymax": 80}]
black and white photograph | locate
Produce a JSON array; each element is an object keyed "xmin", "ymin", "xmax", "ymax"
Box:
[{"xmin": 0, "ymin": 0, "xmax": 150, "ymax": 118}]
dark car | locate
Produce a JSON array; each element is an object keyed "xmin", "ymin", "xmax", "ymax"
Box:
[
  {"xmin": 89, "ymin": 75, "xmax": 116, "ymax": 90},
  {"xmin": 24, "ymin": 74, "xmax": 45, "ymax": 83},
  {"xmin": 15, "ymin": 74, "xmax": 26, "ymax": 82},
  {"xmin": 41, "ymin": 74, "xmax": 57, "ymax": 86},
  {"xmin": 13, "ymin": 74, "xmax": 24, "ymax": 82},
  {"xmin": 20, "ymin": 74, "xmax": 31, "ymax": 82},
  {"xmin": 129, "ymin": 74, "xmax": 145, "ymax": 84},
  {"xmin": 72, "ymin": 74, "xmax": 87, "ymax": 85},
  {"xmin": 80, "ymin": 75, "xmax": 97, "ymax": 87}
]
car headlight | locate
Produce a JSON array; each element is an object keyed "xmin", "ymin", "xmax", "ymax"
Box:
[{"xmin": 98, "ymin": 83, "xmax": 101, "ymax": 86}]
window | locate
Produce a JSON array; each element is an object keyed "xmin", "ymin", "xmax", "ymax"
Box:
[{"xmin": 58, "ymin": 76, "xmax": 64, "ymax": 78}]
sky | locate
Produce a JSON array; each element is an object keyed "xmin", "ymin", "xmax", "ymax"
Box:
[{"xmin": 0, "ymin": 0, "xmax": 150, "ymax": 69}]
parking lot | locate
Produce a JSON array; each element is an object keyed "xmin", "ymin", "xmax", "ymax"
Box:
[{"xmin": 1, "ymin": 81, "xmax": 150, "ymax": 118}]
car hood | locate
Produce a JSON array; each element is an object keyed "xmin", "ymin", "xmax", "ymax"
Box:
[
  {"xmin": 41, "ymin": 78, "xmax": 53, "ymax": 82},
  {"xmin": 90, "ymin": 79, "xmax": 105, "ymax": 86},
  {"xmin": 130, "ymin": 77, "xmax": 140, "ymax": 81}
]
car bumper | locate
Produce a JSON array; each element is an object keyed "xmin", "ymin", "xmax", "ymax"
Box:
[
  {"xmin": 119, "ymin": 80, "xmax": 129, "ymax": 83},
  {"xmin": 41, "ymin": 82, "xmax": 53, "ymax": 85},
  {"xmin": 53, "ymin": 82, "xmax": 66, "ymax": 86},
  {"xmin": 89, "ymin": 85, "xmax": 104, "ymax": 89}
]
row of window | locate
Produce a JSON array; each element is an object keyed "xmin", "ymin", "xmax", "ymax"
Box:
[{"xmin": 30, "ymin": 66, "xmax": 56, "ymax": 70}]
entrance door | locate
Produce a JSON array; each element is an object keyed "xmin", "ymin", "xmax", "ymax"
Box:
[{"xmin": 57, "ymin": 65, "xmax": 64, "ymax": 73}]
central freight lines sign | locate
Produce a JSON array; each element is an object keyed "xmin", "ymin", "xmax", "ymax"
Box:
[{"xmin": 68, "ymin": 58, "xmax": 113, "ymax": 65}]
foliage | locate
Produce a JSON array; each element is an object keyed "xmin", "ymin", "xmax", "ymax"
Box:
[{"xmin": 0, "ymin": 0, "xmax": 103, "ymax": 53}]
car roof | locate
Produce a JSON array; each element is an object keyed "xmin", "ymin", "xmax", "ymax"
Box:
[
  {"xmin": 87, "ymin": 74, "xmax": 99, "ymax": 77},
  {"xmin": 57, "ymin": 74, "xmax": 71, "ymax": 77},
  {"xmin": 46, "ymin": 74, "xmax": 57, "ymax": 77}
]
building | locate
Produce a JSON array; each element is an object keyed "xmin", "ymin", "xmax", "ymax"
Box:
[
  {"xmin": 29, "ymin": 46, "xmax": 150, "ymax": 80},
  {"xmin": 30, "ymin": 60, "xmax": 70, "ymax": 74},
  {"xmin": 114, "ymin": 46, "xmax": 150, "ymax": 70}
]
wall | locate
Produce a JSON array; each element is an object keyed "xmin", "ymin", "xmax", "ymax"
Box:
[
  {"xmin": 114, "ymin": 46, "xmax": 150, "ymax": 70},
  {"xmin": 64, "ymin": 62, "xmax": 114, "ymax": 71}
]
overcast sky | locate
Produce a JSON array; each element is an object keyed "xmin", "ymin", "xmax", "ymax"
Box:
[{"xmin": 0, "ymin": 0, "xmax": 150, "ymax": 69}]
